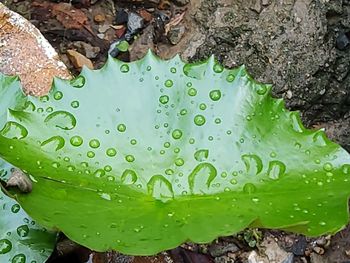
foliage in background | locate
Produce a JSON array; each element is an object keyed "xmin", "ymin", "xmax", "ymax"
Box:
[{"xmin": 0, "ymin": 52, "xmax": 350, "ymax": 255}]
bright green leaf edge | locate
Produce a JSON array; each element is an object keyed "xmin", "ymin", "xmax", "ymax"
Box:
[
  {"xmin": 0, "ymin": 160, "xmax": 56, "ymax": 263},
  {"xmin": 0, "ymin": 51, "xmax": 350, "ymax": 255}
]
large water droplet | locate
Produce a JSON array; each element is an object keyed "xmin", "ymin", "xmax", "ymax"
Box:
[
  {"xmin": 11, "ymin": 253, "xmax": 26, "ymax": 263},
  {"xmin": 121, "ymin": 169, "xmax": 138, "ymax": 184},
  {"xmin": 147, "ymin": 175, "xmax": 174, "ymax": 201},
  {"xmin": 0, "ymin": 239, "xmax": 12, "ymax": 254},
  {"xmin": 16, "ymin": 225, "xmax": 29, "ymax": 238},
  {"xmin": 194, "ymin": 149, "xmax": 209, "ymax": 162},
  {"xmin": 0, "ymin": 122, "xmax": 28, "ymax": 139},
  {"xmin": 44, "ymin": 111, "xmax": 76, "ymax": 130},
  {"xmin": 194, "ymin": 115, "xmax": 206, "ymax": 126},
  {"xmin": 241, "ymin": 154, "xmax": 263, "ymax": 175},
  {"xmin": 70, "ymin": 75, "xmax": 85, "ymax": 88},
  {"xmin": 209, "ymin": 90, "xmax": 221, "ymax": 101},
  {"xmin": 188, "ymin": 163, "xmax": 217, "ymax": 194},
  {"xmin": 267, "ymin": 160, "xmax": 286, "ymax": 180},
  {"xmin": 41, "ymin": 136, "xmax": 65, "ymax": 151},
  {"xmin": 70, "ymin": 135, "xmax": 83, "ymax": 147}
]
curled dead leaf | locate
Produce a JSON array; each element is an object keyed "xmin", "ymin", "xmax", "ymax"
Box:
[{"xmin": 0, "ymin": 3, "xmax": 71, "ymax": 96}]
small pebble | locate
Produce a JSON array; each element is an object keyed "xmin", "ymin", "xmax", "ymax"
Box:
[{"xmin": 336, "ymin": 32, "xmax": 350, "ymax": 50}]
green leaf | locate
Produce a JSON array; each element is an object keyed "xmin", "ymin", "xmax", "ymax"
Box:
[
  {"xmin": 0, "ymin": 160, "xmax": 56, "ymax": 263},
  {"xmin": 0, "ymin": 52, "xmax": 350, "ymax": 255},
  {"xmin": 116, "ymin": 40, "xmax": 129, "ymax": 52}
]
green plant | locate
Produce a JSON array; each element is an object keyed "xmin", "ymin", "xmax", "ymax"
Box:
[{"xmin": 1, "ymin": 52, "xmax": 350, "ymax": 257}]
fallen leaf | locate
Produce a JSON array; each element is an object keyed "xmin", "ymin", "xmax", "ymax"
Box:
[
  {"xmin": 165, "ymin": 11, "xmax": 185, "ymax": 34},
  {"xmin": 0, "ymin": 3, "xmax": 70, "ymax": 96}
]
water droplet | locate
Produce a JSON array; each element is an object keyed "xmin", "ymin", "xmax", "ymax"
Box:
[
  {"xmin": 267, "ymin": 160, "xmax": 286, "ymax": 180},
  {"xmin": 11, "ymin": 204, "xmax": 20, "ymax": 213},
  {"xmin": 164, "ymin": 142, "xmax": 170, "ymax": 148},
  {"xmin": 24, "ymin": 101, "xmax": 36, "ymax": 111},
  {"xmin": 121, "ymin": 169, "xmax": 138, "ymax": 184},
  {"xmin": 67, "ymin": 165, "xmax": 75, "ymax": 172},
  {"xmin": 290, "ymin": 112, "xmax": 303, "ymax": 133},
  {"xmin": 54, "ymin": 91, "xmax": 63, "ymax": 100},
  {"xmin": 172, "ymin": 129, "xmax": 183, "ymax": 140},
  {"xmin": 246, "ymin": 115, "xmax": 252, "ymax": 121},
  {"xmin": 226, "ymin": 73, "xmax": 235, "ymax": 82},
  {"xmin": 230, "ymin": 179, "xmax": 237, "ymax": 185},
  {"xmin": 342, "ymin": 164, "xmax": 350, "ymax": 174},
  {"xmin": 41, "ymin": 136, "xmax": 65, "ymax": 151},
  {"xmin": 194, "ymin": 115, "xmax": 206, "ymax": 126},
  {"xmin": 319, "ymin": 221, "xmax": 326, "ymax": 226},
  {"xmin": 188, "ymin": 88, "xmax": 197, "ymax": 96},
  {"xmin": 146, "ymin": 65, "xmax": 152, "ymax": 71},
  {"xmin": 117, "ymin": 124, "xmax": 126, "ymax": 132},
  {"xmin": 125, "ymin": 155, "xmax": 135, "ymax": 162},
  {"xmin": 323, "ymin": 162, "xmax": 333, "ymax": 172},
  {"xmin": 71, "ymin": 101, "xmax": 79, "ymax": 108},
  {"xmin": 270, "ymin": 152, "xmax": 277, "ymax": 158},
  {"xmin": 70, "ymin": 75, "xmax": 85, "ymax": 88},
  {"xmin": 52, "ymin": 162, "xmax": 60, "ymax": 168},
  {"xmin": 213, "ymin": 63, "xmax": 224, "ymax": 73},
  {"xmin": 40, "ymin": 95, "xmax": 49, "ymax": 102},
  {"xmin": 70, "ymin": 135, "xmax": 83, "ymax": 147},
  {"xmin": 44, "ymin": 111, "xmax": 76, "ymax": 130},
  {"xmin": 188, "ymin": 163, "xmax": 217, "ymax": 194},
  {"xmin": 0, "ymin": 239, "xmax": 12, "ymax": 254},
  {"xmin": 189, "ymin": 138, "xmax": 195, "ymax": 144},
  {"xmin": 165, "ymin": 169, "xmax": 174, "ymax": 175},
  {"xmin": 209, "ymin": 90, "xmax": 221, "ymax": 101},
  {"xmin": 46, "ymin": 107, "xmax": 53, "ymax": 113},
  {"xmin": 147, "ymin": 175, "xmax": 174, "ymax": 200},
  {"xmin": 12, "ymin": 253, "xmax": 26, "ymax": 263},
  {"xmin": 199, "ymin": 103, "xmax": 207, "ymax": 110},
  {"xmin": 175, "ymin": 158, "xmax": 184, "ymax": 166},
  {"xmin": 37, "ymin": 108, "xmax": 44, "ymax": 113},
  {"xmin": 0, "ymin": 121, "xmax": 28, "ymax": 139},
  {"xmin": 164, "ymin": 79, "xmax": 173, "ymax": 88},
  {"xmin": 180, "ymin": 109, "xmax": 187, "ymax": 115},
  {"xmin": 16, "ymin": 225, "xmax": 29, "ymax": 237},
  {"xmin": 89, "ymin": 139, "xmax": 100, "ymax": 148},
  {"xmin": 256, "ymin": 85, "xmax": 267, "ymax": 95},
  {"xmin": 194, "ymin": 149, "xmax": 209, "ymax": 162},
  {"xmin": 214, "ymin": 118, "xmax": 221, "ymax": 124},
  {"xmin": 120, "ymin": 64, "xmax": 129, "ymax": 73},
  {"xmin": 106, "ymin": 148, "xmax": 117, "ymax": 157},
  {"xmin": 159, "ymin": 95, "xmax": 169, "ymax": 104},
  {"xmin": 241, "ymin": 154, "xmax": 263, "ymax": 175},
  {"xmin": 170, "ymin": 67, "xmax": 177, "ymax": 73},
  {"xmin": 243, "ymin": 183, "xmax": 256, "ymax": 194},
  {"xmin": 104, "ymin": 165, "xmax": 112, "ymax": 172},
  {"xmin": 87, "ymin": 151, "xmax": 95, "ymax": 158}
]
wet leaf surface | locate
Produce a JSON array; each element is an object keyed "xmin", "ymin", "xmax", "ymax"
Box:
[{"xmin": 1, "ymin": 52, "xmax": 350, "ymax": 255}]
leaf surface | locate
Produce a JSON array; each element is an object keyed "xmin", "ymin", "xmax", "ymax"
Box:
[{"xmin": 1, "ymin": 52, "xmax": 350, "ymax": 255}]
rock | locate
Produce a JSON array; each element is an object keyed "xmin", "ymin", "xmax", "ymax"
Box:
[
  {"xmin": 167, "ymin": 24, "xmax": 185, "ymax": 45},
  {"xmin": 127, "ymin": 12, "xmax": 144, "ymax": 35},
  {"xmin": 262, "ymin": 0, "xmax": 270, "ymax": 6},
  {"xmin": 94, "ymin": 13, "xmax": 105, "ymax": 23},
  {"xmin": 291, "ymin": 236, "xmax": 307, "ymax": 256},
  {"xmin": 336, "ymin": 32, "xmax": 350, "ymax": 51},
  {"xmin": 129, "ymin": 25, "xmax": 154, "ymax": 61},
  {"xmin": 67, "ymin": 49, "xmax": 94, "ymax": 70},
  {"xmin": 72, "ymin": 41, "xmax": 100, "ymax": 59},
  {"xmin": 170, "ymin": 0, "xmax": 190, "ymax": 6},
  {"xmin": 208, "ymin": 243, "xmax": 239, "ymax": 257},
  {"xmin": 115, "ymin": 9, "xmax": 128, "ymax": 25},
  {"xmin": 250, "ymin": 0, "xmax": 262, "ymax": 14}
]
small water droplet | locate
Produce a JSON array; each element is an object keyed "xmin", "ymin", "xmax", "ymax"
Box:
[
  {"xmin": 165, "ymin": 169, "xmax": 174, "ymax": 175},
  {"xmin": 256, "ymin": 85, "xmax": 267, "ymax": 95},
  {"xmin": 70, "ymin": 135, "xmax": 83, "ymax": 147},
  {"xmin": 188, "ymin": 88, "xmax": 197, "ymax": 96},
  {"xmin": 120, "ymin": 64, "xmax": 129, "ymax": 73},
  {"xmin": 214, "ymin": 118, "xmax": 221, "ymax": 124},
  {"xmin": 104, "ymin": 165, "xmax": 112, "ymax": 172},
  {"xmin": 213, "ymin": 63, "xmax": 224, "ymax": 73},
  {"xmin": 194, "ymin": 115, "xmax": 206, "ymax": 126},
  {"xmin": 70, "ymin": 76, "xmax": 86, "ymax": 88},
  {"xmin": 89, "ymin": 139, "xmax": 100, "ymax": 148},
  {"xmin": 243, "ymin": 183, "xmax": 256, "ymax": 194},
  {"xmin": 180, "ymin": 109, "xmax": 187, "ymax": 115},
  {"xmin": 323, "ymin": 162, "xmax": 333, "ymax": 172},
  {"xmin": 164, "ymin": 142, "xmax": 170, "ymax": 148},
  {"xmin": 125, "ymin": 155, "xmax": 135, "ymax": 162},
  {"xmin": 209, "ymin": 90, "xmax": 221, "ymax": 101},
  {"xmin": 117, "ymin": 124, "xmax": 126, "ymax": 132},
  {"xmin": 164, "ymin": 79, "xmax": 173, "ymax": 88},
  {"xmin": 172, "ymin": 129, "xmax": 183, "ymax": 140},
  {"xmin": 159, "ymin": 95, "xmax": 169, "ymax": 104},
  {"xmin": 16, "ymin": 225, "xmax": 29, "ymax": 237},
  {"xmin": 0, "ymin": 239, "xmax": 12, "ymax": 254},
  {"xmin": 189, "ymin": 138, "xmax": 195, "ymax": 144},
  {"xmin": 226, "ymin": 73, "xmax": 235, "ymax": 82},
  {"xmin": 170, "ymin": 67, "xmax": 177, "ymax": 73},
  {"xmin": 54, "ymin": 91, "xmax": 63, "ymax": 100},
  {"xmin": 106, "ymin": 148, "xmax": 117, "ymax": 157},
  {"xmin": 199, "ymin": 103, "xmax": 207, "ymax": 110},
  {"xmin": 71, "ymin": 101, "xmax": 79, "ymax": 108},
  {"xmin": 175, "ymin": 158, "xmax": 184, "ymax": 166},
  {"xmin": 87, "ymin": 151, "xmax": 95, "ymax": 158},
  {"xmin": 11, "ymin": 204, "xmax": 20, "ymax": 213}
]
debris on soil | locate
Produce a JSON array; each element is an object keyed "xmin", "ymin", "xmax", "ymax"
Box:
[
  {"xmin": 336, "ymin": 32, "xmax": 350, "ymax": 50},
  {"xmin": 67, "ymin": 49, "xmax": 94, "ymax": 70}
]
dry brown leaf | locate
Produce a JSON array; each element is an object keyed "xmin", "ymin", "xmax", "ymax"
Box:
[
  {"xmin": 0, "ymin": 3, "xmax": 71, "ymax": 96},
  {"xmin": 164, "ymin": 11, "xmax": 186, "ymax": 34},
  {"xmin": 67, "ymin": 49, "xmax": 94, "ymax": 70}
]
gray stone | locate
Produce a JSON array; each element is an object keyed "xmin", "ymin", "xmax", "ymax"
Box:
[{"xmin": 167, "ymin": 25, "xmax": 185, "ymax": 45}]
